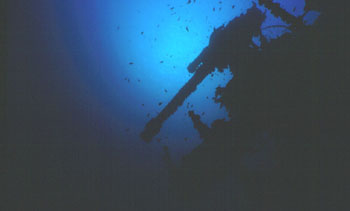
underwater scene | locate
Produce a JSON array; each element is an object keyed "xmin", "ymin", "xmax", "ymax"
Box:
[{"xmin": 5, "ymin": 0, "xmax": 348, "ymax": 210}]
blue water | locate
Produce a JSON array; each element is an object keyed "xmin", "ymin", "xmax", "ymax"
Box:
[
  {"xmin": 4, "ymin": 1, "xmax": 330, "ymax": 210},
  {"xmin": 49, "ymin": 0, "xmax": 319, "ymax": 161}
]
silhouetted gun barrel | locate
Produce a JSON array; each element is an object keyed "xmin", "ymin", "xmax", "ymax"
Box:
[
  {"xmin": 140, "ymin": 64, "xmax": 214, "ymax": 142},
  {"xmin": 187, "ymin": 47, "xmax": 210, "ymax": 73},
  {"xmin": 140, "ymin": 4, "xmax": 267, "ymax": 142}
]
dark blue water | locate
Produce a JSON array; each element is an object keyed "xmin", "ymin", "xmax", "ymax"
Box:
[
  {"xmin": 46, "ymin": 0, "xmax": 317, "ymax": 160},
  {"xmin": 6, "ymin": 0, "xmax": 323, "ymax": 209}
]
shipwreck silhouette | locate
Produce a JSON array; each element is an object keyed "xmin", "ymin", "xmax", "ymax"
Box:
[{"xmin": 141, "ymin": 1, "xmax": 348, "ymax": 210}]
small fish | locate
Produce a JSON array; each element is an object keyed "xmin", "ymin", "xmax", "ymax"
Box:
[
  {"xmin": 164, "ymin": 89, "xmax": 168, "ymax": 93},
  {"xmin": 293, "ymin": 7, "xmax": 296, "ymax": 12},
  {"xmin": 177, "ymin": 17, "xmax": 181, "ymax": 21},
  {"xmin": 218, "ymin": 1, "xmax": 222, "ymax": 4},
  {"xmin": 158, "ymin": 102, "xmax": 163, "ymax": 106},
  {"xmin": 117, "ymin": 26, "xmax": 120, "ymax": 30},
  {"xmin": 160, "ymin": 61, "xmax": 164, "ymax": 63},
  {"xmin": 141, "ymin": 31, "xmax": 144, "ymax": 35},
  {"xmin": 138, "ymin": 79, "xmax": 141, "ymax": 82},
  {"xmin": 232, "ymin": 5, "xmax": 235, "ymax": 9},
  {"xmin": 219, "ymin": 7, "xmax": 221, "ymax": 11},
  {"xmin": 147, "ymin": 113, "xmax": 150, "ymax": 117},
  {"xmin": 141, "ymin": 104, "xmax": 144, "ymax": 106},
  {"xmin": 129, "ymin": 62, "xmax": 134, "ymax": 65},
  {"xmin": 206, "ymin": 96, "xmax": 209, "ymax": 99},
  {"xmin": 187, "ymin": 0, "xmax": 191, "ymax": 4},
  {"xmin": 213, "ymin": 7, "xmax": 215, "ymax": 12},
  {"xmin": 127, "ymin": 79, "xmax": 130, "ymax": 83},
  {"xmin": 186, "ymin": 26, "xmax": 189, "ymax": 32},
  {"xmin": 202, "ymin": 112, "xmax": 205, "ymax": 115},
  {"xmin": 170, "ymin": 7, "xmax": 174, "ymax": 10}
]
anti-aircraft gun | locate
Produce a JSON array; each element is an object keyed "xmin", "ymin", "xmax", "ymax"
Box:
[
  {"xmin": 140, "ymin": 5, "xmax": 266, "ymax": 142},
  {"xmin": 140, "ymin": 0, "xmax": 314, "ymax": 142}
]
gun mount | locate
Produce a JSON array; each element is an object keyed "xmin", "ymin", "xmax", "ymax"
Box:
[{"xmin": 140, "ymin": 5, "xmax": 266, "ymax": 142}]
